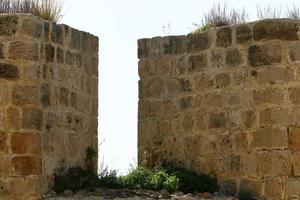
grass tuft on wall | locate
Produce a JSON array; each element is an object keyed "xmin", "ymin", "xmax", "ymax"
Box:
[{"xmin": 0, "ymin": 0, "xmax": 63, "ymax": 22}]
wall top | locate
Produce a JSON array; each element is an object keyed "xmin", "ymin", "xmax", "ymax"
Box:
[
  {"xmin": 138, "ymin": 18, "xmax": 300, "ymax": 59},
  {"xmin": 0, "ymin": 13, "xmax": 99, "ymax": 53}
]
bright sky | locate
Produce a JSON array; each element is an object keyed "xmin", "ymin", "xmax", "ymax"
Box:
[{"xmin": 61, "ymin": 0, "xmax": 300, "ymax": 174}]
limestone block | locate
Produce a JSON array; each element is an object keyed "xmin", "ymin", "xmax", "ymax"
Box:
[
  {"xmin": 225, "ymin": 48, "xmax": 243, "ymax": 67},
  {"xmin": 253, "ymin": 20, "xmax": 299, "ymax": 41},
  {"xmin": 188, "ymin": 53, "xmax": 208, "ymax": 73},
  {"xmin": 9, "ymin": 41, "xmax": 39, "ymax": 61},
  {"xmin": 0, "ymin": 15, "xmax": 18, "ymax": 36},
  {"xmin": 248, "ymin": 44, "xmax": 281, "ymax": 67},
  {"xmin": 0, "ymin": 63, "xmax": 19, "ymax": 80},
  {"xmin": 187, "ymin": 32, "xmax": 211, "ymax": 53},
  {"xmin": 21, "ymin": 18, "xmax": 43, "ymax": 38},
  {"xmin": 236, "ymin": 25, "xmax": 252, "ymax": 43},
  {"xmin": 22, "ymin": 107, "xmax": 43, "ymax": 130},
  {"xmin": 216, "ymin": 27, "xmax": 232, "ymax": 47}
]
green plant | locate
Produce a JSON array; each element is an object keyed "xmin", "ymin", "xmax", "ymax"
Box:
[
  {"xmin": 163, "ymin": 175, "xmax": 179, "ymax": 193},
  {"xmin": 86, "ymin": 146, "xmax": 97, "ymax": 160},
  {"xmin": 193, "ymin": 3, "xmax": 248, "ymax": 32},
  {"xmin": 53, "ymin": 167, "xmax": 100, "ymax": 193},
  {"xmin": 120, "ymin": 166, "xmax": 180, "ymax": 193},
  {"xmin": 162, "ymin": 162, "xmax": 219, "ymax": 193},
  {"xmin": 98, "ymin": 167, "xmax": 122, "ymax": 189},
  {"xmin": 238, "ymin": 190, "xmax": 256, "ymax": 200},
  {"xmin": 0, "ymin": 0, "xmax": 63, "ymax": 22}
]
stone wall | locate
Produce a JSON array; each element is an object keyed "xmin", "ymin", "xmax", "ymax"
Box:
[
  {"xmin": 138, "ymin": 19, "xmax": 300, "ymax": 199},
  {"xmin": 0, "ymin": 14, "xmax": 98, "ymax": 199}
]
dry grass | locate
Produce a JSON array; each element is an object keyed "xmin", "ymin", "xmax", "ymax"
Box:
[
  {"xmin": 194, "ymin": 3, "xmax": 248, "ymax": 32},
  {"xmin": 287, "ymin": 5, "xmax": 300, "ymax": 19},
  {"xmin": 257, "ymin": 5, "xmax": 282, "ymax": 19},
  {"xmin": 0, "ymin": 0, "xmax": 63, "ymax": 22}
]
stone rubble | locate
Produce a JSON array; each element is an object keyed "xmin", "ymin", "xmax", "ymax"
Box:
[{"xmin": 43, "ymin": 189, "xmax": 238, "ymax": 200}]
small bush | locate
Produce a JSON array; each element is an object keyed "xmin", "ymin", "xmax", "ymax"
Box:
[
  {"xmin": 119, "ymin": 166, "xmax": 180, "ymax": 193},
  {"xmin": 53, "ymin": 167, "xmax": 100, "ymax": 193},
  {"xmin": 0, "ymin": 0, "xmax": 63, "ymax": 22},
  {"xmin": 53, "ymin": 164, "xmax": 219, "ymax": 194},
  {"xmin": 162, "ymin": 162, "xmax": 219, "ymax": 193},
  {"xmin": 98, "ymin": 167, "xmax": 122, "ymax": 189},
  {"xmin": 194, "ymin": 3, "xmax": 248, "ymax": 32}
]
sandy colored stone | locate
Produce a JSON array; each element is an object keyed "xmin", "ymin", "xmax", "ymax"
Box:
[
  {"xmin": 216, "ymin": 27, "xmax": 232, "ymax": 47},
  {"xmin": 9, "ymin": 41, "xmax": 39, "ymax": 61}
]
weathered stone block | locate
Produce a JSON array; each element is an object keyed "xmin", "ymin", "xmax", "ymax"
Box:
[
  {"xmin": 256, "ymin": 67, "xmax": 294, "ymax": 84},
  {"xmin": 41, "ymin": 84, "xmax": 50, "ymax": 107},
  {"xmin": 179, "ymin": 96, "xmax": 193, "ymax": 111},
  {"xmin": 59, "ymin": 87, "xmax": 69, "ymax": 106},
  {"xmin": 21, "ymin": 19, "xmax": 42, "ymax": 38},
  {"xmin": 12, "ymin": 156, "xmax": 42, "ymax": 175},
  {"xmin": 0, "ymin": 63, "xmax": 19, "ymax": 80},
  {"xmin": 264, "ymin": 177, "xmax": 283, "ymax": 199},
  {"xmin": 216, "ymin": 27, "xmax": 232, "ymax": 47},
  {"xmin": 236, "ymin": 25, "xmax": 252, "ymax": 43},
  {"xmin": 0, "ymin": 44, "xmax": 5, "ymax": 59},
  {"xmin": 257, "ymin": 150, "xmax": 291, "ymax": 176},
  {"xmin": 179, "ymin": 78, "xmax": 193, "ymax": 92},
  {"xmin": 22, "ymin": 107, "xmax": 43, "ymax": 130},
  {"xmin": 5, "ymin": 106, "xmax": 21, "ymax": 130},
  {"xmin": 241, "ymin": 153, "xmax": 257, "ymax": 176},
  {"xmin": 11, "ymin": 132, "xmax": 41, "ymax": 154},
  {"xmin": 209, "ymin": 112, "xmax": 226, "ymax": 128},
  {"xmin": 215, "ymin": 73, "xmax": 230, "ymax": 88},
  {"xmin": 163, "ymin": 36, "xmax": 186, "ymax": 54},
  {"xmin": 45, "ymin": 44, "xmax": 54, "ymax": 63},
  {"xmin": 254, "ymin": 88, "xmax": 284, "ymax": 105},
  {"xmin": 23, "ymin": 65, "xmax": 41, "ymax": 81},
  {"xmin": 0, "ymin": 131, "xmax": 8, "ymax": 154},
  {"xmin": 194, "ymin": 74, "xmax": 213, "ymax": 91},
  {"xmin": 188, "ymin": 53, "xmax": 208, "ymax": 72},
  {"xmin": 289, "ymin": 87, "xmax": 300, "ymax": 105},
  {"xmin": 260, "ymin": 107, "xmax": 291, "ymax": 126},
  {"xmin": 292, "ymin": 152, "xmax": 300, "ymax": 176},
  {"xmin": 0, "ymin": 15, "xmax": 18, "ymax": 36},
  {"xmin": 252, "ymin": 127, "xmax": 288, "ymax": 149},
  {"xmin": 287, "ymin": 178, "xmax": 300, "ymax": 196},
  {"xmin": 51, "ymin": 24, "xmax": 63, "ymax": 44},
  {"xmin": 248, "ymin": 44, "xmax": 281, "ymax": 67},
  {"xmin": 9, "ymin": 41, "xmax": 39, "ymax": 61},
  {"xmin": 44, "ymin": 22, "xmax": 50, "ymax": 41},
  {"xmin": 56, "ymin": 47, "xmax": 64, "ymax": 63},
  {"xmin": 70, "ymin": 92, "xmax": 78, "ymax": 109},
  {"xmin": 187, "ymin": 32, "xmax": 211, "ymax": 52},
  {"xmin": 253, "ymin": 20, "xmax": 298, "ymax": 41},
  {"xmin": 70, "ymin": 28, "xmax": 81, "ymax": 49},
  {"xmin": 210, "ymin": 49, "xmax": 224, "ymax": 67},
  {"xmin": 289, "ymin": 127, "xmax": 300, "ymax": 152},
  {"xmin": 203, "ymin": 93, "xmax": 222, "ymax": 108},
  {"xmin": 138, "ymin": 39, "xmax": 149, "ymax": 58},
  {"xmin": 139, "ymin": 78, "xmax": 163, "ymax": 98},
  {"xmin": 12, "ymin": 85, "xmax": 39, "ymax": 106},
  {"xmin": 225, "ymin": 48, "xmax": 243, "ymax": 67},
  {"xmin": 289, "ymin": 42, "xmax": 300, "ymax": 63},
  {"xmin": 219, "ymin": 179, "xmax": 237, "ymax": 196},
  {"xmin": 239, "ymin": 178, "xmax": 262, "ymax": 196}
]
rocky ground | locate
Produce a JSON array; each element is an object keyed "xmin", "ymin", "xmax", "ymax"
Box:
[{"xmin": 43, "ymin": 189, "xmax": 237, "ymax": 200}]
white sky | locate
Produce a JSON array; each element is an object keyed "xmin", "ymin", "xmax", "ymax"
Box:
[{"xmin": 61, "ymin": 0, "xmax": 299, "ymax": 174}]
